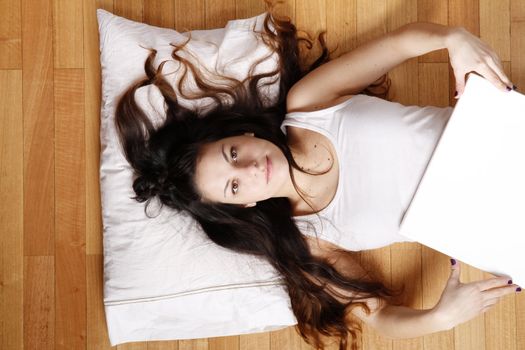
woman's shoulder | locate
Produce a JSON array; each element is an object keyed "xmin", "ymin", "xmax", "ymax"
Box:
[
  {"xmin": 286, "ymin": 94, "xmax": 355, "ymax": 114},
  {"xmin": 284, "ymin": 94, "xmax": 354, "ymax": 145}
]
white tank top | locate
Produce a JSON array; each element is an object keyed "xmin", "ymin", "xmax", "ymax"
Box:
[{"xmin": 281, "ymin": 94, "xmax": 453, "ymax": 251}]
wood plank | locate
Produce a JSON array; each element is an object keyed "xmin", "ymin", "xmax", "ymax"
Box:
[
  {"xmin": 87, "ymin": 254, "xmax": 112, "ymax": 349},
  {"xmin": 0, "ymin": 0, "xmax": 22, "ymax": 68},
  {"xmin": 356, "ymin": 0, "xmax": 387, "ymax": 46},
  {"xmin": 54, "ymin": 0, "xmax": 84, "ymax": 68},
  {"xmin": 179, "ymin": 339, "xmax": 208, "ymax": 350},
  {"xmin": 205, "ymin": 0, "xmax": 236, "ymax": 29},
  {"xmin": 454, "ymin": 264, "xmax": 486, "ymax": 350},
  {"xmin": 447, "ymin": 0, "xmax": 480, "ymax": 106},
  {"xmin": 295, "ymin": 0, "xmax": 326, "ymax": 69},
  {"xmin": 147, "ymin": 339, "xmax": 179, "ymax": 349},
  {"xmin": 484, "ymin": 268, "xmax": 517, "ymax": 350},
  {"xmin": 22, "ymin": 0, "xmax": 55, "ymax": 257},
  {"xmin": 326, "ymin": 0, "xmax": 356, "ymax": 56},
  {"xmin": 114, "ymin": 0, "xmax": 143, "ymax": 21},
  {"xmin": 295, "ymin": 0, "xmax": 326, "ymax": 45},
  {"xmin": 144, "ymin": 0, "xmax": 175, "ymax": 28},
  {"xmin": 97, "ymin": 0, "xmax": 112, "ymax": 11},
  {"xmin": 209, "ymin": 335, "xmax": 240, "ymax": 350},
  {"xmin": 236, "ymin": 0, "xmax": 266, "ymax": 19},
  {"xmin": 21, "ymin": 0, "xmax": 55, "ymax": 348},
  {"xmin": 85, "ymin": 1, "xmax": 113, "ymax": 348},
  {"xmin": 298, "ymin": 331, "xmax": 334, "ymax": 350},
  {"xmin": 449, "ymin": 0, "xmax": 479, "ymax": 36},
  {"xmin": 24, "ymin": 256, "xmax": 55, "ymax": 350},
  {"xmin": 360, "ymin": 248, "xmax": 392, "ymax": 350},
  {"xmin": 386, "ymin": 0, "xmax": 418, "ymax": 106},
  {"xmin": 240, "ymin": 332, "xmax": 269, "ymax": 350},
  {"xmin": 418, "ymin": 62, "xmax": 449, "ymax": 107},
  {"xmin": 309, "ymin": 337, "xmax": 339, "ymax": 350},
  {"xmin": 387, "ymin": 58, "xmax": 418, "ymax": 105},
  {"xmin": 270, "ymin": 327, "xmax": 304, "ymax": 350},
  {"xmin": 417, "ymin": 0, "xmax": 448, "ymax": 63},
  {"xmin": 387, "ymin": 0, "xmax": 417, "ymax": 31},
  {"xmin": 421, "ymin": 247, "xmax": 454, "ymax": 350},
  {"xmin": 0, "ymin": 69, "xmax": 24, "ymax": 350},
  {"xmin": 517, "ymin": 278, "xmax": 525, "ymax": 350},
  {"xmin": 54, "ymin": 68, "xmax": 87, "ymax": 350},
  {"xmin": 391, "ymin": 243, "xmax": 423, "ymax": 350},
  {"xmin": 511, "ymin": 21, "xmax": 525, "ymax": 93},
  {"xmin": 174, "ymin": 0, "xmax": 205, "ymax": 32},
  {"xmin": 268, "ymin": 0, "xmax": 294, "ymax": 22},
  {"xmin": 84, "ymin": 0, "xmax": 105, "ymax": 256},
  {"xmin": 511, "ymin": 0, "xmax": 525, "ymax": 22},
  {"xmin": 118, "ymin": 341, "xmax": 148, "ymax": 349},
  {"xmin": 480, "ymin": 0, "xmax": 510, "ymax": 62},
  {"xmin": 503, "ymin": 61, "xmax": 512, "ymax": 92}
]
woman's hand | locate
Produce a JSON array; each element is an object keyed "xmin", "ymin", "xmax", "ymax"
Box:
[
  {"xmin": 432, "ymin": 259, "xmax": 520, "ymax": 330},
  {"xmin": 445, "ymin": 27, "xmax": 514, "ymax": 99}
]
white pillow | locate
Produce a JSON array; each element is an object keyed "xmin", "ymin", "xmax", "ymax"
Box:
[{"xmin": 97, "ymin": 9, "xmax": 296, "ymax": 346}]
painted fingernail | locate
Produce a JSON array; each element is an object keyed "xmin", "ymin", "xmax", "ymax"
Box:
[
  {"xmin": 450, "ymin": 258, "xmax": 456, "ymax": 265},
  {"xmin": 508, "ymin": 280, "xmax": 513, "ymax": 284},
  {"xmin": 454, "ymin": 91, "xmax": 458, "ymax": 97},
  {"xmin": 513, "ymin": 85, "xmax": 518, "ymax": 90},
  {"xmin": 507, "ymin": 86, "xmax": 512, "ymax": 91},
  {"xmin": 516, "ymin": 287, "xmax": 522, "ymax": 292}
]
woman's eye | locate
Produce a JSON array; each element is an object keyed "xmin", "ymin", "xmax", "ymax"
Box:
[
  {"xmin": 231, "ymin": 148, "xmax": 238, "ymax": 162},
  {"xmin": 232, "ymin": 180, "xmax": 239, "ymax": 195}
]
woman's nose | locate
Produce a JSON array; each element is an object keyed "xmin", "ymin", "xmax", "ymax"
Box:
[{"xmin": 235, "ymin": 160, "xmax": 260, "ymax": 177}]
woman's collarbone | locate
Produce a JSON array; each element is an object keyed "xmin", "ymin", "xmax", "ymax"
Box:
[{"xmin": 288, "ymin": 128, "xmax": 339, "ymax": 212}]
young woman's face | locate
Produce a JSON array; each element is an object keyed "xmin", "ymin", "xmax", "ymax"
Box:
[{"xmin": 194, "ymin": 133, "xmax": 290, "ymax": 206}]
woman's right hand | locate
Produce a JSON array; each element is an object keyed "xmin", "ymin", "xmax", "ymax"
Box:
[
  {"xmin": 445, "ymin": 26, "xmax": 513, "ymax": 98},
  {"xmin": 432, "ymin": 259, "xmax": 520, "ymax": 330}
]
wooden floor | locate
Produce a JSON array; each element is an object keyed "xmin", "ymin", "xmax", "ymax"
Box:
[{"xmin": 1, "ymin": 0, "xmax": 524, "ymax": 349}]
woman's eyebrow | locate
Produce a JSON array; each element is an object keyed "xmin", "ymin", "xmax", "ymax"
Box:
[
  {"xmin": 221, "ymin": 144, "xmax": 229, "ymax": 163},
  {"xmin": 221, "ymin": 144, "xmax": 229, "ymax": 198}
]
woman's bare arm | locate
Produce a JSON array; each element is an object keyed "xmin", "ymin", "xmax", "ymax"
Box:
[
  {"xmin": 287, "ymin": 22, "xmax": 512, "ymax": 113},
  {"xmin": 305, "ymin": 236, "xmax": 518, "ymax": 339}
]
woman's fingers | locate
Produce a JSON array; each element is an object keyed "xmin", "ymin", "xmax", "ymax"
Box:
[
  {"xmin": 480, "ymin": 285, "xmax": 519, "ymax": 312},
  {"xmin": 474, "ymin": 276, "xmax": 512, "ymax": 291},
  {"xmin": 447, "ymin": 258, "xmax": 461, "ymax": 285},
  {"xmin": 485, "ymin": 54, "xmax": 513, "ymax": 88},
  {"xmin": 453, "ymin": 69, "xmax": 467, "ymax": 99},
  {"xmin": 478, "ymin": 65, "xmax": 509, "ymax": 92},
  {"xmin": 482, "ymin": 284, "xmax": 520, "ymax": 299},
  {"xmin": 454, "ymin": 57, "xmax": 514, "ymax": 98},
  {"xmin": 481, "ymin": 303, "xmax": 496, "ymax": 313}
]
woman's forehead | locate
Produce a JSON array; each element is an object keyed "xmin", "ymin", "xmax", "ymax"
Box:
[{"xmin": 194, "ymin": 145, "xmax": 224, "ymax": 199}]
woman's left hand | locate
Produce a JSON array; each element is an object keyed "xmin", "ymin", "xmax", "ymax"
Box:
[
  {"xmin": 432, "ymin": 259, "xmax": 519, "ymax": 331},
  {"xmin": 445, "ymin": 27, "xmax": 514, "ymax": 99}
]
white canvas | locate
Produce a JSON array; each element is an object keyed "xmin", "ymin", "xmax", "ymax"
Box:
[{"xmin": 399, "ymin": 73, "xmax": 525, "ymax": 284}]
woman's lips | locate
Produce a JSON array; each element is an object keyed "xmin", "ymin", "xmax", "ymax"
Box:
[{"xmin": 266, "ymin": 156, "xmax": 272, "ymax": 184}]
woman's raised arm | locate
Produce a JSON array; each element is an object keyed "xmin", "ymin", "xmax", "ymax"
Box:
[{"xmin": 287, "ymin": 22, "xmax": 512, "ymax": 113}]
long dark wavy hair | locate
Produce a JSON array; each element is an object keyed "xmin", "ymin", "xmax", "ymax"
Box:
[{"xmin": 114, "ymin": 1, "xmax": 402, "ymax": 349}]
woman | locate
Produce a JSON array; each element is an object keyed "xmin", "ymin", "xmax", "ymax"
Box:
[{"xmin": 115, "ymin": 1, "xmax": 519, "ymax": 349}]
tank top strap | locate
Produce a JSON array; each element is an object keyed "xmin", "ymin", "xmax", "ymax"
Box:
[{"xmin": 280, "ymin": 95, "xmax": 357, "ymax": 135}]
